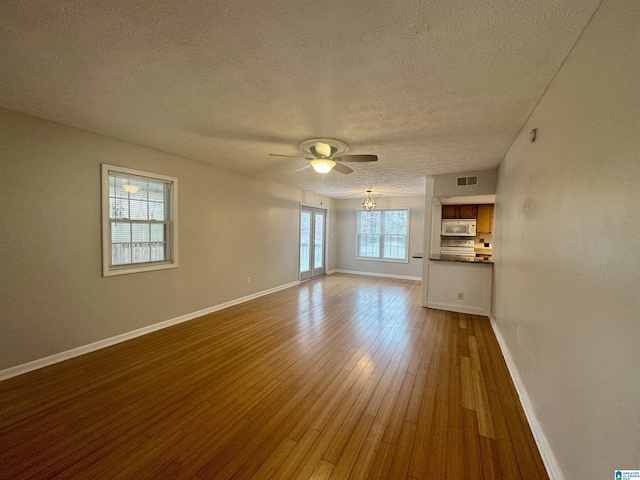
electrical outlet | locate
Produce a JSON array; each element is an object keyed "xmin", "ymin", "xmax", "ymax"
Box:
[
  {"xmin": 246, "ymin": 276, "xmax": 251, "ymax": 284},
  {"xmin": 457, "ymin": 292, "xmax": 464, "ymax": 300}
]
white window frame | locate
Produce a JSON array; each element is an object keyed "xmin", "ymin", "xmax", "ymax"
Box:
[
  {"xmin": 101, "ymin": 164, "xmax": 178, "ymax": 277},
  {"xmin": 356, "ymin": 208, "xmax": 410, "ymax": 263}
]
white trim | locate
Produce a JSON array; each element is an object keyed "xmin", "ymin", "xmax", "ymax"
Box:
[
  {"xmin": 0, "ymin": 280, "xmax": 300, "ymax": 382},
  {"xmin": 355, "ymin": 256, "xmax": 409, "ymax": 264},
  {"xmin": 300, "ymin": 201, "xmax": 330, "ymax": 209},
  {"xmin": 489, "ymin": 315, "xmax": 563, "ymax": 480},
  {"xmin": 334, "ymin": 269, "xmax": 421, "ymax": 281}
]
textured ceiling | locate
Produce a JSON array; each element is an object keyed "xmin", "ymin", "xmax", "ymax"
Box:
[{"xmin": 0, "ymin": 0, "xmax": 601, "ymax": 198}]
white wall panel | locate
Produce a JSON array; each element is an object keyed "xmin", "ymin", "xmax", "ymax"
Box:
[{"xmin": 427, "ymin": 262, "xmax": 492, "ymax": 315}]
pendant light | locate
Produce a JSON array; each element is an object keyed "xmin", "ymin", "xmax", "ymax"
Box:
[{"xmin": 362, "ymin": 190, "xmax": 376, "ymax": 212}]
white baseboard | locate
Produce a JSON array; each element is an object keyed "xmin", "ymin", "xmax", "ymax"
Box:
[
  {"xmin": 0, "ymin": 280, "xmax": 300, "ymax": 382},
  {"xmin": 489, "ymin": 315, "xmax": 564, "ymax": 480},
  {"xmin": 334, "ymin": 269, "xmax": 422, "ymax": 281}
]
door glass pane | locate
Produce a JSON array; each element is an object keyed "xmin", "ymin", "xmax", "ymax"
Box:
[
  {"xmin": 314, "ymin": 213, "xmax": 324, "ymax": 269},
  {"xmin": 300, "ymin": 211, "xmax": 311, "ymax": 273}
]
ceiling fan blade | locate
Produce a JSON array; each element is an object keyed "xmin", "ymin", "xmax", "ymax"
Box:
[
  {"xmin": 294, "ymin": 164, "xmax": 312, "ymax": 172},
  {"xmin": 334, "ymin": 154, "xmax": 378, "ymax": 162},
  {"xmin": 269, "ymin": 153, "xmax": 313, "ymax": 159},
  {"xmin": 333, "ymin": 163, "xmax": 353, "ymax": 174}
]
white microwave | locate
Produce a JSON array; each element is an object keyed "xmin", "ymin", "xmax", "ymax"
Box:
[{"xmin": 441, "ymin": 219, "xmax": 477, "ymax": 237}]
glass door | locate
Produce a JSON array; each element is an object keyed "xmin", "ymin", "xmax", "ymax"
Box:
[
  {"xmin": 300, "ymin": 207, "xmax": 312, "ymax": 281},
  {"xmin": 312, "ymin": 210, "xmax": 325, "ymax": 277},
  {"xmin": 300, "ymin": 206, "xmax": 326, "ymax": 281}
]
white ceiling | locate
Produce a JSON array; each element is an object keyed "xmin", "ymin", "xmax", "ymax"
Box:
[{"xmin": 0, "ymin": 0, "xmax": 601, "ymax": 198}]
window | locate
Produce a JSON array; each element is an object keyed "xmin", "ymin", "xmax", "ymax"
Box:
[
  {"xmin": 101, "ymin": 164, "xmax": 178, "ymax": 276},
  {"xmin": 357, "ymin": 209, "xmax": 409, "ymax": 262}
]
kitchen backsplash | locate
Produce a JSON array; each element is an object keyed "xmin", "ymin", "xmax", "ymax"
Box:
[{"xmin": 474, "ymin": 233, "xmax": 493, "ymax": 250}]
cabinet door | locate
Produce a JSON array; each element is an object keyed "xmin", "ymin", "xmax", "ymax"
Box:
[
  {"xmin": 477, "ymin": 204, "xmax": 494, "ymax": 233},
  {"xmin": 442, "ymin": 205, "xmax": 459, "ymax": 219},
  {"xmin": 459, "ymin": 205, "xmax": 477, "ymax": 219}
]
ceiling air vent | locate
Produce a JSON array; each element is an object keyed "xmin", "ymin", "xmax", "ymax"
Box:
[{"xmin": 456, "ymin": 175, "xmax": 478, "ymax": 187}]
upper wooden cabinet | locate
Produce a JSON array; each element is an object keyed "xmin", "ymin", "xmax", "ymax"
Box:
[
  {"xmin": 441, "ymin": 204, "xmax": 478, "ymax": 220},
  {"xmin": 441, "ymin": 203, "xmax": 494, "ymax": 233},
  {"xmin": 459, "ymin": 205, "xmax": 477, "ymax": 219},
  {"xmin": 441, "ymin": 205, "xmax": 459, "ymax": 219},
  {"xmin": 476, "ymin": 204, "xmax": 494, "ymax": 233}
]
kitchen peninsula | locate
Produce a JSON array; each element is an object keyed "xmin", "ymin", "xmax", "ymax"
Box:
[{"xmin": 426, "ymin": 256, "xmax": 493, "ymax": 315}]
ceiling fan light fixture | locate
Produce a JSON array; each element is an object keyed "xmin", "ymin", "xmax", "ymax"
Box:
[
  {"xmin": 315, "ymin": 141, "xmax": 332, "ymax": 158},
  {"xmin": 122, "ymin": 183, "xmax": 140, "ymax": 193},
  {"xmin": 310, "ymin": 159, "xmax": 336, "ymax": 174},
  {"xmin": 299, "ymin": 138, "xmax": 349, "ymax": 157},
  {"xmin": 362, "ymin": 190, "xmax": 376, "ymax": 212}
]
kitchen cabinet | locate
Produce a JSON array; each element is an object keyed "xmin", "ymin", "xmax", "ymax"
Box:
[
  {"xmin": 442, "ymin": 204, "xmax": 477, "ymax": 219},
  {"xmin": 442, "ymin": 203, "xmax": 494, "ymax": 231},
  {"xmin": 476, "ymin": 204, "xmax": 494, "ymax": 234},
  {"xmin": 459, "ymin": 205, "xmax": 477, "ymax": 219},
  {"xmin": 442, "ymin": 205, "xmax": 459, "ymax": 219}
]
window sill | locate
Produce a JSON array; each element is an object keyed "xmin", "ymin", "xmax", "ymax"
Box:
[
  {"xmin": 103, "ymin": 262, "xmax": 177, "ymax": 277},
  {"xmin": 356, "ymin": 256, "xmax": 409, "ymax": 264}
]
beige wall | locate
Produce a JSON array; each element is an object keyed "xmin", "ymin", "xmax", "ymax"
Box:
[
  {"xmin": 492, "ymin": 0, "xmax": 640, "ymax": 478},
  {"xmin": 0, "ymin": 108, "xmax": 334, "ymax": 370},
  {"xmin": 334, "ymin": 195, "xmax": 424, "ymax": 279}
]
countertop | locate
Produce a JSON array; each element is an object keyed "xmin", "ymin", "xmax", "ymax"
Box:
[{"xmin": 429, "ymin": 254, "xmax": 493, "ymax": 264}]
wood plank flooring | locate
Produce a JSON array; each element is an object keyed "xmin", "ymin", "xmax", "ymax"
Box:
[{"xmin": 0, "ymin": 273, "xmax": 548, "ymax": 479}]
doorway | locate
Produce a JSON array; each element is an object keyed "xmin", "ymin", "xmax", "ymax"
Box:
[{"xmin": 300, "ymin": 206, "xmax": 326, "ymax": 281}]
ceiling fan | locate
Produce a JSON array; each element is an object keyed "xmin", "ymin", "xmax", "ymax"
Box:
[{"xmin": 270, "ymin": 138, "xmax": 377, "ymax": 174}]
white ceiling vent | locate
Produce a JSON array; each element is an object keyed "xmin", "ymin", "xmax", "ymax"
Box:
[{"xmin": 456, "ymin": 175, "xmax": 478, "ymax": 187}]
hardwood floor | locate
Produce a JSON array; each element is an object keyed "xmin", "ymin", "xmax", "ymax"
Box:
[{"xmin": 0, "ymin": 274, "xmax": 548, "ymax": 479}]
